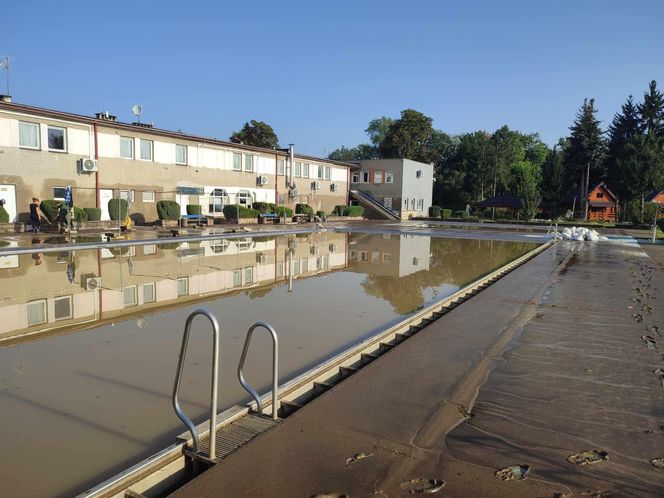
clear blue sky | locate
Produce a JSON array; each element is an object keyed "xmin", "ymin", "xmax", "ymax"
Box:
[{"xmin": 2, "ymin": 0, "xmax": 663, "ymax": 156}]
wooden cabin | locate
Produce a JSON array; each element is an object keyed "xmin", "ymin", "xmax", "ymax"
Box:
[
  {"xmin": 587, "ymin": 183, "xmax": 617, "ymax": 221},
  {"xmin": 646, "ymin": 189, "xmax": 664, "ymax": 218}
]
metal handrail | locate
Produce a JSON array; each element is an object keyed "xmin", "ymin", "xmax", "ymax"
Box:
[
  {"xmin": 237, "ymin": 321, "xmax": 279, "ymax": 420},
  {"xmin": 172, "ymin": 308, "xmax": 221, "ymax": 459}
]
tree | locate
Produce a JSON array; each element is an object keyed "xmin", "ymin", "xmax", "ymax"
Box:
[
  {"xmin": 488, "ymin": 125, "xmax": 525, "ymax": 197},
  {"xmin": 445, "ymin": 131, "xmax": 492, "ymax": 203},
  {"xmin": 510, "ymin": 160, "xmax": 542, "ymax": 220},
  {"xmin": 637, "ymin": 80, "xmax": 664, "ymax": 138},
  {"xmin": 365, "ymin": 117, "xmax": 394, "ymax": 146},
  {"xmin": 230, "ymin": 120, "xmax": 279, "ymax": 149},
  {"xmin": 541, "ymin": 139, "xmax": 566, "ymax": 205},
  {"xmin": 378, "ymin": 109, "xmax": 434, "ymax": 162},
  {"xmin": 565, "ymin": 99, "xmax": 605, "ymax": 218},
  {"xmin": 328, "ymin": 143, "xmax": 377, "ymax": 161}
]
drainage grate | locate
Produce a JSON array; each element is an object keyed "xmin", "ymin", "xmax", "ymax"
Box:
[{"xmin": 198, "ymin": 414, "xmax": 279, "ymax": 461}]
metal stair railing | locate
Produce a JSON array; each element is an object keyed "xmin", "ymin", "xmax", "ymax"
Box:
[
  {"xmin": 350, "ymin": 189, "xmax": 400, "ymax": 219},
  {"xmin": 171, "ymin": 308, "xmax": 221, "ymax": 461},
  {"xmin": 237, "ymin": 321, "xmax": 279, "ymax": 420}
]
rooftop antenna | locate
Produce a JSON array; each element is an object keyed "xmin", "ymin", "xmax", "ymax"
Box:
[
  {"xmin": 132, "ymin": 104, "xmax": 142, "ymax": 123},
  {"xmin": 0, "ymin": 56, "xmax": 11, "ymax": 95}
]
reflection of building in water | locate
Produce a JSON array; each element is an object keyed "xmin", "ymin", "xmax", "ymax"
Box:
[
  {"xmin": 348, "ymin": 233, "xmax": 430, "ymax": 277},
  {"xmin": 0, "ymin": 232, "xmax": 348, "ymax": 342}
]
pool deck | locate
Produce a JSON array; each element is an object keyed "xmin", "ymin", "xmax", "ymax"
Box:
[{"xmin": 172, "ymin": 240, "xmax": 664, "ymax": 497}]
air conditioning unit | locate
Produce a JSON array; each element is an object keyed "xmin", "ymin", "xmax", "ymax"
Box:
[
  {"xmin": 256, "ymin": 253, "xmax": 267, "ymax": 264},
  {"xmin": 84, "ymin": 276, "xmax": 102, "ymax": 290},
  {"xmin": 312, "ymin": 180, "xmax": 321, "ymax": 190},
  {"xmin": 328, "ymin": 243, "xmax": 337, "ymax": 253},
  {"xmin": 330, "ymin": 183, "xmax": 339, "ymax": 192},
  {"xmin": 257, "ymin": 176, "xmax": 268, "ymax": 186},
  {"xmin": 79, "ymin": 158, "xmax": 98, "ymax": 173}
]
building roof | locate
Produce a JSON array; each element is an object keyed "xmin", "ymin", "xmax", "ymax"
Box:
[
  {"xmin": 588, "ymin": 201, "xmax": 614, "ymax": 207},
  {"xmin": 476, "ymin": 195, "xmax": 523, "ymax": 209},
  {"xmin": 0, "ymin": 100, "xmax": 355, "ymax": 169},
  {"xmin": 645, "ymin": 188, "xmax": 663, "ymax": 203},
  {"xmin": 589, "ymin": 182, "xmax": 617, "ymax": 201}
]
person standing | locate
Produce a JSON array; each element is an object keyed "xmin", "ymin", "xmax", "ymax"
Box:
[{"xmin": 29, "ymin": 197, "xmax": 48, "ymax": 233}]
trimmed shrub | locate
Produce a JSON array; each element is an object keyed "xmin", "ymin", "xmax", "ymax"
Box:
[
  {"xmin": 186, "ymin": 204, "xmax": 202, "ymax": 215},
  {"xmin": 441, "ymin": 208, "xmax": 452, "ymax": 220},
  {"xmin": 129, "ymin": 212, "xmax": 145, "ymax": 225},
  {"xmin": 40, "ymin": 200, "xmax": 60, "ymax": 222},
  {"xmin": 658, "ymin": 218, "xmax": 664, "ymax": 232},
  {"xmin": 108, "ymin": 198, "xmax": 128, "ymax": 221},
  {"xmin": 223, "ymin": 204, "xmax": 260, "ymax": 219},
  {"xmin": 347, "ymin": 205, "xmax": 364, "ymax": 217},
  {"xmin": 428, "ymin": 206, "xmax": 442, "ymax": 218},
  {"xmin": 275, "ymin": 205, "xmax": 293, "ymax": 217},
  {"xmin": 295, "ymin": 203, "xmax": 314, "ymax": 215},
  {"xmin": 156, "ymin": 200, "xmax": 180, "ymax": 220},
  {"xmin": 333, "ymin": 205, "xmax": 348, "ymax": 216},
  {"xmin": 253, "ymin": 202, "xmax": 277, "ymax": 214},
  {"xmin": 0, "ymin": 205, "xmax": 9, "ymax": 223},
  {"xmin": 73, "ymin": 206, "xmax": 88, "ymax": 222},
  {"xmin": 316, "ymin": 210, "xmax": 326, "ymax": 218},
  {"xmin": 84, "ymin": 207, "xmax": 102, "ymax": 221}
]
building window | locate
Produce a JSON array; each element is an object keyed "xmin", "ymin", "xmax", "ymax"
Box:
[
  {"xmin": 301, "ymin": 195, "xmax": 308, "ymax": 204},
  {"xmin": 302, "ymin": 163, "xmax": 310, "ymax": 178},
  {"xmin": 277, "ymin": 159, "xmax": 285, "ymax": 175},
  {"xmin": 120, "ymin": 190, "xmax": 130, "ymax": 201},
  {"xmin": 417, "ymin": 199, "xmax": 424, "ymax": 210},
  {"xmin": 293, "ymin": 260, "xmax": 300, "ymax": 275},
  {"xmin": 143, "ymin": 244, "xmax": 156, "ymax": 255},
  {"xmin": 53, "ymin": 187, "xmax": 67, "ymax": 200},
  {"xmin": 416, "ymin": 170, "xmax": 423, "ymax": 178},
  {"xmin": 324, "ymin": 166, "xmax": 331, "ymax": 180},
  {"xmin": 142, "ymin": 283, "xmax": 156, "ymax": 303},
  {"xmin": 27, "ymin": 299, "xmax": 47, "ymax": 325},
  {"xmin": 120, "ymin": 137, "xmax": 134, "ymax": 158},
  {"xmin": 233, "ymin": 269, "xmax": 242, "ymax": 287},
  {"xmin": 385, "ymin": 172, "xmax": 394, "ymax": 183},
  {"xmin": 317, "ymin": 165, "xmax": 323, "ymax": 179},
  {"xmin": 404, "ymin": 198, "xmax": 408, "ymax": 208},
  {"xmin": 237, "ymin": 190, "xmax": 253, "ymax": 207},
  {"xmin": 209, "ymin": 188, "xmax": 229, "ymax": 214},
  {"xmin": 123, "ymin": 286, "xmax": 138, "ymax": 307},
  {"xmin": 276, "ymin": 262, "xmax": 284, "ymax": 278},
  {"xmin": 597, "ymin": 192, "xmax": 604, "ymax": 198},
  {"xmin": 244, "ymin": 267, "xmax": 254, "ymax": 284},
  {"xmin": 295, "ymin": 162, "xmax": 302, "ymax": 177},
  {"xmin": 233, "ymin": 152, "xmax": 242, "ymax": 171},
  {"xmin": 177, "ymin": 277, "xmax": 189, "ymax": 296},
  {"xmin": 360, "ymin": 251, "xmax": 368, "ymax": 262},
  {"xmin": 410, "ymin": 198, "xmax": 415, "ymax": 210},
  {"xmin": 140, "ymin": 140, "xmax": 153, "ymax": 161},
  {"xmin": 54, "ymin": 296, "xmax": 73, "ymax": 321},
  {"xmin": 142, "ymin": 191, "xmax": 155, "ymax": 202},
  {"xmin": 374, "ymin": 171, "xmax": 383, "ymax": 183},
  {"xmin": 301, "ymin": 258, "xmax": 309, "ymax": 273},
  {"xmin": 244, "ymin": 154, "xmax": 254, "ymax": 172},
  {"xmin": 352, "ymin": 173, "xmax": 360, "ymax": 183},
  {"xmin": 47, "ymin": 126, "xmax": 66, "ymax": 152},
  {"xmin": 175, "ymin": 144, "xmax": 187, "ymax": 165},
  {"xmin": 19, "ymin": 121, "xmax": 40, "ymax": 149},
  {"xmin": 362, "ymin": 172, "xmax": 370, "ymax": 183}
]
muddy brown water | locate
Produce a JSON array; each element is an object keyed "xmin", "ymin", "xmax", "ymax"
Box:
[{"xmin": 0, "ymin": 232, "xmax": 538, "ymax": 497}]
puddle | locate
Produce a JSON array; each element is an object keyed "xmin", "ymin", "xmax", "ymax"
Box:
[
  {"xmin": 494, "ymin": 464, "xmax": 530, "ymax": 481},
  {"xmin": 400, "ymin": 478, "xmax": 445, "ymax": 494},
  {"xmin": 567, "ymin": 450, "xmax": 609, "ymax": 465}
]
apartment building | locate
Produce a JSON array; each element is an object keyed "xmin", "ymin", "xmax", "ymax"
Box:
[
  {"xmin": 0, "ymin": 98, "xmax": 351, "ymax": 223},
  {"xmin": 350, "ymin": 158, "xmax": 433, "ymax": 219}
]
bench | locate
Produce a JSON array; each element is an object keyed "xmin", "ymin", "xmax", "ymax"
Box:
[
  {"xmin": 258, "ymin": 213, "xmax": 280, "ymax": 224},
  {"xmin": 179, "ymin": 214, "xmax": 209, "ymax": 227}
]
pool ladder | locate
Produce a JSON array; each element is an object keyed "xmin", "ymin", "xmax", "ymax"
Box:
[{"xmin": 171, "ymin": 308, "xmax": 279, "ymax": 468}]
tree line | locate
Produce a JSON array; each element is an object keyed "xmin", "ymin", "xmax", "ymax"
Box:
[{"xmin": 326, "ymin": 81, "xmax": 664, "ymax": 221}]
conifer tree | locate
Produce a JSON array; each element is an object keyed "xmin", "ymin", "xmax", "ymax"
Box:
[
  {"xmin": 637, "ymin": 80, "xmax": 664, "ymax": 138},
  {"xmin": 606, "ymin": 96, "xmax": 641, "ymax": 212}
]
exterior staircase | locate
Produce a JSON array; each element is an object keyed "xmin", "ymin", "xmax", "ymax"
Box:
[{"xmin": 350, "ymin": 190, "xmax": 401, "ymax": 220}]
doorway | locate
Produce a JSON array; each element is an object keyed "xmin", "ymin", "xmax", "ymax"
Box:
[{"xmin": 0, "ymin": 184, "xmax": 17, "ymax": 222}]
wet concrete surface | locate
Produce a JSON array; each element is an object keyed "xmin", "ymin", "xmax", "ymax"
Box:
[{"xmin": 173, "ymin": 241, "xmax": 664, "ymax": 497}]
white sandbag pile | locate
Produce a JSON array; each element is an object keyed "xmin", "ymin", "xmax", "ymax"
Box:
[{"xmin": 554, "ymin": 226, "xmax": 608, "ymax": 242}]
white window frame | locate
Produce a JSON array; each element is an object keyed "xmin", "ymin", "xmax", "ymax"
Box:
[
  {"xmin": 374, "ymin": 171, "xmax": 383, "ymax": 183},
  {"xmin": 324, "ymin": 166, "xmax": 331, "ymax": 180},
  {"xmin": 19, "ymin": 121, "xmax": 40, "ymax": 150},
  {"xmin": 385, "ymin": 172, "xmax": 394, "ymax": 184},
  {"xmin": 303, "ymin": 163, "xmax": 310, "ymax": 178},
  {"xmin": 362, "ymin": 172, "xmax": 370, "ymax": 183},
  {"xmin": 295, "ymin": 162, "xmax": 302, "ymax": 177},
  {"xmin": 53, "ymin": 186, "xmax": 67, "ymax": 201},
  {"xmin": 417, "ymin": 198, "xmax": 424, "ymax": 210},
  {"xmin": 177, "ymin": 277, "xmax": 189, "ymax": 296},
  {"xmin": 139, "ymin": 139, "xmax": 153, "ymax": 161},
  {"xmin": 143, "ymin": 244, "xmax": 156, "ymax": 255},
  {"xmin": 277, "ymin": 159, "xmax": 285, "ymax": 175},
  {"xmin": 27, "ymin": 299, "xmax": 47, "ymax": 326},
  {"xmin": 232, "ymin": 269, "xmax": 242, "ymax": 287},
  {"xmin": 233, "ymin": 152, "xmax": 242, "ymax": 171},
  {"xmin": 175, "ymin": 144, "xmax": 187, "ymax": 165},
  {"xmin": 120, "ymin": 136, "xmax": 134, "ymax": 159},
  {"xmin": 123, "ymin": 286, "xmax": 138, "ymax": 308},
  {"xmin": 142, "ymin": 283, "xmax": 156, "ymax": 303},
  {"xmin": 54, "ymin": 295, "xmax": 73, "ymax": 321},
  {"xmin": 351, "ymin": 173, "xmax": 360, "ymax": 183},
  {"xmin": 244, "ymin": 267, "xmax": 254, "ymax": 284},
  {"xmin": 244, "ymin": 154, "xmax": 255, "ymax": 172},
  {"xmin": 142, "ymin": 191, "xmax": 155, "ymax": 202},
  {"xmin": 47, "ymin": 125, "xmax": 67, "ymax": 152}
]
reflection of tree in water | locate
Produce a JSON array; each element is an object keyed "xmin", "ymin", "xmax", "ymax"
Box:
[{"xmin": 361, "ymin": 239, "xmax": 538, "ymax": 315}]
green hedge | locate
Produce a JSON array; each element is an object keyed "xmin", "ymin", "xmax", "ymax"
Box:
[
  {"xmin": 657, "ymin": 218, "xmax": 664, "ymax": 232},
  {"xmin": 276, "ymin": 205, "xmax": 293, "ymax": 217},
  {"xmin": 223, "ymin": 204, "xmax": 260, "ymax": 219},
  {"xmin": 296, "ymin": 203, "xmax": 314, "ymax": 215},
  {"xmin": 108, "ymin": 198, "xmax": 128, "ymax": 221},
  {"xmin": 157, "ymin": 200, "xmax": 180, "ymax": 220},
  {"xmin": 40, "ymin": 200, "xmax": 60, "ymax": 223},
  {"xmin": 186, "ymin": 204, "xmax": 202, "ymax": 215},
  {"xmin": 347, "ymin": 205, "xmax": 364, "ymax": 217},
  {"xmin": 0, "ymin": 205, "xmax": 9, "ymax": 223},
  {"xmin": 316, "ymin": 210, "xmax": 325, "ymax": 218},
  {"xmin": 428, "ymin": 206, "xmax": 442, "ymax": 218},
  {"xmin": 333, "ymin": 205, "xmax": 347, "ymax": 216},
  {"xmin": 73, "ymin": 206, "xmax": 88, "ymax": 222},
  {"xmin": 253, "ymin": 202, "xmax": 277, "ymax": 214},
  {"xmin": 84, "ymin": 207, "xmax": 102, "ymax": 221},
  {"xmin": 441, "ymin": 208, "xmax": 452, "ymax": 220}
]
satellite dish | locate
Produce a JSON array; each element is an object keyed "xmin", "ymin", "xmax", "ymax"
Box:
[{"xmin": 132, "ymin": 104, "xmax": 142, "ymax": 123}]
